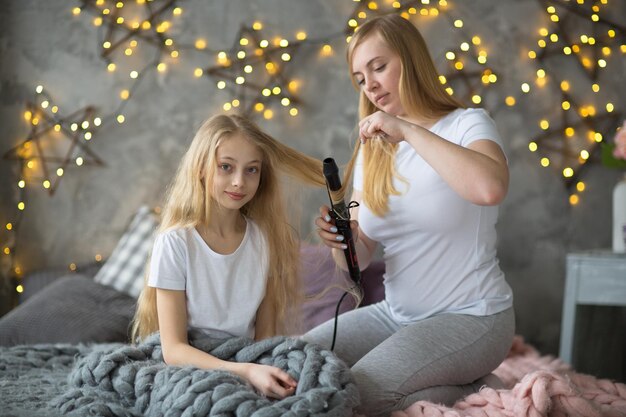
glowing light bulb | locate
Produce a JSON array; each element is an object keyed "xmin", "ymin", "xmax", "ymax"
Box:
[{"xmin": 563, "ymin": 167, "xmax": 574, "ymax": 178}]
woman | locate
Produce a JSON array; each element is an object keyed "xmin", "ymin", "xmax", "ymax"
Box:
[{"xmin": 305, "ymin": 14, "xmax": 514, "ymax": 416}]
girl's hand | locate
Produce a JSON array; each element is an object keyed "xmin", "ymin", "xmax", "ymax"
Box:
[
  {"xmin": 315, "ymin": 205, "xmax": 359, "ymax": 250},
  {"xmin": 358, "ymin": 111, "xmax": 410, "ymax": 144},
  {"xmin": 243, "ymin": 363, "xmax": 297, "ymax": 399}
]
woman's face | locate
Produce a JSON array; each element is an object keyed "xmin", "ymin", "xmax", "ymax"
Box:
[{"xmin": 351, "ymin": 33, "xmax": 404, "ymax": 116}]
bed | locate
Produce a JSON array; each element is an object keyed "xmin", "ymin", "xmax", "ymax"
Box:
[{"xmin": 1, "ymin": 207, "xmax": 625, "ymax": 416}]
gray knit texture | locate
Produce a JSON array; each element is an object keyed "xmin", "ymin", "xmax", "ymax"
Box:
[{"xmin": 51, "ymin": 332, "xmax": 359, "ymax": 416}]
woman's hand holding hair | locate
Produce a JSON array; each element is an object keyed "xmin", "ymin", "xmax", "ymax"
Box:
[
  {"xmin": 358, "ymin": 111, "xmax": 411, "ymax": 144},
  {"xmin": 359, "ymin": 110, "xmax": 509, "ymax": 206},
  {"xmin": 239, "ymin": 363, "xmax": 297, "ymax": 399}
]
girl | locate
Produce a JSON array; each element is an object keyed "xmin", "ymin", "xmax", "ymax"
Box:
[
  {"xmin": 307, "ymin": 14, "xmax": 515, "ymax": 416},
  {"xmin": 132, "ymin": 114, "xmax": 325, "ymax": 399}
]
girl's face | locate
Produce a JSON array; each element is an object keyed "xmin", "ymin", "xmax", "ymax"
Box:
[
  {"xmin": 212, "ymin": 133, "xmax": 263, "ymax": 211},
  {"xmin": 351, "ymin": 33, "xmax": 404, "ymax": 116}
]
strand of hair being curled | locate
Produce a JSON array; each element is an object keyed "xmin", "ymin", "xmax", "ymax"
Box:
[{"xmin": 131, "ymin": 114, "xmax": 325, "ymax": 342}]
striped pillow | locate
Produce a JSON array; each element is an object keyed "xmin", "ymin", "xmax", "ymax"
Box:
[{"xmin": 93, "ymin": 206, "xmax": 159, "ymax": 297}]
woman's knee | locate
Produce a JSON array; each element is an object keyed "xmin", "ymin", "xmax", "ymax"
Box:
[{"xmin": 353, "ymin": 367, "xmax": 401, "ymax": 417}]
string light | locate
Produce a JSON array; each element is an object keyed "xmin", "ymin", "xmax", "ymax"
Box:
[
  {"xmin": 505, "ymin": 0, "xmax": 626, "ymax": 205},
  {"xmin": 74, "ymin": 0, "xmax": 183, "ymax": 128},
  {"xmin": 5, "ymin": 0, "xmax": 624, "ymax": 296},
  {"xmin": 201, "ymin": 23, "xmax": 308, "ymax": 117},
  {"xmin": 3, "ymin": 86, "xmax": 104, "ymax": 196}
]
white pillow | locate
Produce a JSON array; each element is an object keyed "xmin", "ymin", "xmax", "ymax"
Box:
[{"xmin": 94, "ymin": 206, "xmax": 159, "ymax": 297}]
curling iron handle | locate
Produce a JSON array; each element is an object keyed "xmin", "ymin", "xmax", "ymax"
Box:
[{"xmin": 331, "ymin": 214, "xmax": 361, "ymax": 283}]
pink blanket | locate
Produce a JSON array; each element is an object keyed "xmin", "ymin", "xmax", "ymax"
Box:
[{"xmin": 391, "ymin": 336, "xmax": 626, "ymax": 417}]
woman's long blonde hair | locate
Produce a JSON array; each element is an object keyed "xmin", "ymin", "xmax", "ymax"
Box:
[
  {"xmin": 344, "ymin": 14, "xmax": 464, "ymax": 216},
  {"xmin": 131, "ymin": 114, "xmax": 325, "ymax": 342}
]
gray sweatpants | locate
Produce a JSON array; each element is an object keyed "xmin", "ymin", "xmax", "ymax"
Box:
[{"xmin": 302, "ymin": 301, "xmax": 515, "ymax": 417}]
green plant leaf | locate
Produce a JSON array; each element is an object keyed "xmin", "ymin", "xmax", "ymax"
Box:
[{"xmin": 601, "ymin": 143, "xmax": 626, "ymax": 169}]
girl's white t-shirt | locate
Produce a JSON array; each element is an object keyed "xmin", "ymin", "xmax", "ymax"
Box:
[
  {"xmin": 148, "ymin": 218, "xmax": 269, "ymax": 339},
  {"xmin": 354, "ymin": 108, "xmax": 513, "ymax": 323}
]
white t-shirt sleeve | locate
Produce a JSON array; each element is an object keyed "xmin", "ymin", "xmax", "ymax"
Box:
[
  {"xmin": 148, "ymin": 231, "xmax": 187, "ymax": 290},
  {"xmin": 457, "ymin": 108, "xmax": 503, "ymax": 149}
]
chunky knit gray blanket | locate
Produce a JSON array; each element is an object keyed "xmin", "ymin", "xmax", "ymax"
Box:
[{"xmin": 0, "ymin": 333, "xmax": 359, "ymax": 417}]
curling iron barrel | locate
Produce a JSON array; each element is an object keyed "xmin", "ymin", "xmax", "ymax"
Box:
[{"xmin": 323, "ymin": 157, "xmax": 361, "ymax": 284}]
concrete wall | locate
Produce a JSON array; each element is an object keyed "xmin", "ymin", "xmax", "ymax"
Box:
[{"xmin": 1, "ymin": 0, "xmax": 625, "ymax": 377}]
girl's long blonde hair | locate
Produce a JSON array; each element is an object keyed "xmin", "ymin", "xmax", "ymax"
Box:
[
  {"xmin": 131, "ymin": 114, "xmax": 325, "ymax": 342},
  {"xmin": 344, "ymin": 14, "xmax": 464, "ymax": 216}
]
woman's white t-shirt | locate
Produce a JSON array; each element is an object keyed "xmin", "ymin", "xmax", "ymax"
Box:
[
  {"xmin": 148, "ymin": 218, "xmax": 269, "ymax": 339},
  {"xmin": 354, "ymin": 108, "xmax": 513, "ymax": 324}
]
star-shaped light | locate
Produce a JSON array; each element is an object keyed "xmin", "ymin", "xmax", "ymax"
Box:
[
  {"xmin": 200, "ymin": 23, "xmax": 304, "ymax": 119},
  {"xmin": 75, "ymin": 0, "xmax": 181, "ymax": 64},
  {"xmin": 530, "ymin": 88, "xmax": 620, "ymax": 188},
  {"xmin": 523, "ymin": 0, "xmax": 624, "ymax": 199},
  {"xmin": 535, "ymin": 0, "xmax": 626, "ymax": 82},
  {"xmin": 437, "ymin": 29, "xmax": 499, "ymax": 107},
  {"xmin": 3, "ymin": 87, "xmax": 104, "ymax": 196},
  {"xmin": 71, "ymin": 0, "xmax": 184, "ymax": 126}
]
